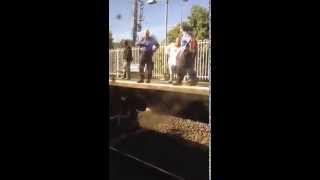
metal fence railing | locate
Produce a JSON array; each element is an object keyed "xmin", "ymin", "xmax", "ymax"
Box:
[{"xmin": 109, "ymin": 40, "xmax": 210, "ymax": 81}]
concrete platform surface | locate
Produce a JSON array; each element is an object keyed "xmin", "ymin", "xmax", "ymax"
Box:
[{"xmin": 109, "ymin": 79, "xmax": 209, "ymax": 96}]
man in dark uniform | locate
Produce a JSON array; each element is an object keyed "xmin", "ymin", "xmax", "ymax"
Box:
[
  {"xmin": 174, "ymin": 24, "xmax": 198, "ymax": 86},
  {"xmin": 121, "ymin": 40, "xmax": 133, "ymax": 80},
  {"xmin": 135, "ymin": 29, "xmax": 160, "ymax": 83}
]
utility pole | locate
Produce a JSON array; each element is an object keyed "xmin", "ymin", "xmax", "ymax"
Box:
[
  {"xmin": 208, "ymin": 0, "xmax": 212, "ymax": 179},
  {"xmin": 137, "ymin": 0, "xmax": 144, "ymax": 33},
  {"xmin": 132, "ymin": 0, "xmax": 138, "ymax": 44},
  {"xmin": 209, "ymin": 0, "xmax": 212, "ymax": 179},
  {"xmin": 165, "ymin": 0, "xmax": 168, "ymax": 45},
  {"xmin": 180, "ymin": 0, "xmax": 183, "ymax": 27}
]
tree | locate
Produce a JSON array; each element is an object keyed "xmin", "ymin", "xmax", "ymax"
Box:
[
  {"xmin": 111, "ymin": 39, "xmax": 134, "ymax": 49},
  {"xmin": 167, "ymin": 23, "xmax": 182, "ymax": 43},
  {"xmin": 112, "ymin": 42, "xmax": 121, "ymax": 49},
  {"xmin": 109, "ymin": 31, "xmax": 113, "ymax": 49},
  {"xmin": 120, "ymin": 39, "xmax": 134, "ymax": 47},
  {"xmin": 187, "ymin": 5, "xmax": 209, "ymax": 40}
]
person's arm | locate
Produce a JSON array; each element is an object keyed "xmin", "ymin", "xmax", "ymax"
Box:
[
  {"xmin": 135, "ymin": 38, "xmax": 145, "ymax": 47},
  {"xmin": 123, "ymin": 48, "xmax": 128, "ymax": 60},
  {"xmin": 109, "ymin": 115, "xmax": 119, "ymax": 120},
  {"xmin": 152, "ymin": 39, "xmax": 160, "ymax": 52},
  {"xmin": 154, "ymin": 40, "xmax": 160, "ymax": 50},
  {"xmin": 181, "ymin": 32, "xmax": 192, "ymax": 49},
  {"xmin": 118, "ymin": 111, "xmax": 131, "ymax": 119},
  {"xmin": 188, "ymin": 37, "xmax": 197, "ymax": 57},
  {"xmin": 128, "ymin": 47, "xmax": 133, "ymax": 61},
  {"xmin": 165, "ymin": 45, "xmax": 170, "ymax": 56},
  {"xmin": 110, "ymin": 110, "xmax": 131, "ymax": 120}
]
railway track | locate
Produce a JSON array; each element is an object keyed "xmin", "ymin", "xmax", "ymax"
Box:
[
  {"xmin": 109, "ymin": 129, "xmax": 145, "ymax": 146},
  {"xmin": 108, "ymin": 122, "xmax": 208, "ymax": 180},
  {"xmin": 108, "ymin": 86, "xmax": 209, "ymax": 180},
  {"xmin": 108, "ymin": 146, "xmax": 185, "ymax": 180}
]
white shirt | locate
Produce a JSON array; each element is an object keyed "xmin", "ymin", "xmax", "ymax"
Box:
[
  {"xmin": 181, "ymin": 31, "xmax": 192, "ymax": 51},
  {"xmin": 165, "ymin": 43, "xmax": 180, "ymax": 66}
]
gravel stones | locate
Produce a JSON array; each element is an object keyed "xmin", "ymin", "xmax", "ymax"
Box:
[{"xmin": 138, "ymin": 112, "xmax": 210, "ymax": 146}]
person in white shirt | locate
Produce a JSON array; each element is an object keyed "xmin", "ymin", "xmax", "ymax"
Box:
[
  {"xmin": 165, "ymin": 37, "xmax": 181, "ymax": 83},
  {"xmin": 174, "ymin": 24, "xmax": 198, "ymax": 86}
]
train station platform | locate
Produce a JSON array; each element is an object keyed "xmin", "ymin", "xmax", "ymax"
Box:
[{"xmin": 109, "ymin": 79, "xmax": 209, "ymax": 96}]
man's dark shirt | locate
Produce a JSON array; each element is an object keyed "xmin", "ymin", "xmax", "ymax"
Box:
[{"xmin": 123, "ymin": 46, "xmax": 133, "ymax": 62}]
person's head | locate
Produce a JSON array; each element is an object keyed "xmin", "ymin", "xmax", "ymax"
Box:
[
  {"xmin": 180, "ymin": 23, "xmax": 192, "ymax": 33},
  {"xmin": 120, "ymin": 96, "xmax": 128, "ymax": 101},
  {"xmin": 144, "ymin": 29, "xmax": 150, "ymax": 38},
  {"xmin": 175, "ymin": 37, "xmax": 181, "ymax": 47},
  {"xmin": 123, "ymin": 40, "xmax": 129, "ymax": 47}
]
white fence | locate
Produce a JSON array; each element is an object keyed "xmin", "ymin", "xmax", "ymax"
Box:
[{"xmin": 109, "ymin": 40, "xmax": 210, "ymax": 81}]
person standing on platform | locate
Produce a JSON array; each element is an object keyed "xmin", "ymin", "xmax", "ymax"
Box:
[
  {"xmin": 135, "ymin": 29, "xmax": 159, "ymax": 83},
  {"xmin": 165, "ymin": 37, "xmax": 181, "ymax": 83},
  {"xmin": 121, "ymin": 40, "xmax": 133, "ymax": 80},
  {"xmin": 174, "ymin": 24, "xmax": 198, "ymax": 86}
]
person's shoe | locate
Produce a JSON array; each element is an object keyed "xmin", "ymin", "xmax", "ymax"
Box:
[
  {"xmin": 187, "ymin": 81, "xmax": 198, "ymax": 86},
  {"xmin": 121, "ymin": 77, "xmax": 126, "ymax": 79},
  {"xmin": 137, "ymin": 80, "xmax": 144, "ymax": 83},
  {"xmin": 168, "ymin": 80, "xmax": 173, "ymax": 84},
  {"xmin": 173, "ymin": 81, "xmax": 182, "ymax": 86},
  {"xmin": 146, "ymin": 79, "xmax": 151, "ymax": 83}
]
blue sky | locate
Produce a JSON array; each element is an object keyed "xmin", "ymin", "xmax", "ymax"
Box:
[{"xmin": 109, "ymin": 0, "xmax": 209, "ymax": 42}]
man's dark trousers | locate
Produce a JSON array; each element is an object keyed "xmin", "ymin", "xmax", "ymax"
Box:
[{"xmin": 139, "ymin": 51, "xmax": 153, "ymax": 81}]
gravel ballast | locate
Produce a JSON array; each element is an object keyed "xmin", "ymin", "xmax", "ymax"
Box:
[{"xmin": 138, "ymin": 111, "xmax": 210, "ymax": 146}]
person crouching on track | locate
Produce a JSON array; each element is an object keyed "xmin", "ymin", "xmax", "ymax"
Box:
[
  {"xmin": 109, "ymin": 94, "xmax": 139, "ymax": 132},
  {"xmin": 135, "ymin": 29, "xmax": 160, "ymax": 83},
  {"xmin": 121, "ymin": 40, "xmax": 133, "ymax": 80},
  {"xmin": 165, "ymin": 37, "xmax": 181, "ymax": 83}
]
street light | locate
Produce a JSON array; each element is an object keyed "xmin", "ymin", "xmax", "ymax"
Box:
[
  {"xmin": 146, "ymin": 0, "xmax": 188, "ymax": 45},
  {"xmin": 146, "ymin": 0, "xmax": 188, "ymax": 80},
  {"xmin": 180, "ymin": 0, "xmax": 188, "ymax": 30},
  {"xmin": 146, "ymin": 0, "xmax": 157, "ymax": 4},
  {"xmin": 146, "ymin": 0, "xmax": 168, "ymax": 45}
]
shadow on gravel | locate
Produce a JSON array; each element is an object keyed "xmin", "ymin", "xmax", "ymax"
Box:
[
  {"xmin": 110, "ymin": 86, "xmax": 209, "ymax": 123},
  {"xmin": 109, "ymin": 127, "xmax": 208, "ymax": 180},
  {"xmin": 108, "ymin": 86, "xmax": 209, "ymax": 180}
]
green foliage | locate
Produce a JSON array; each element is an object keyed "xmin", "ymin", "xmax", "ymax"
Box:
[
  {"xmin": 112, "ymin": 42, "xmax": 121, "ymax": 49},
  {"xmin": 167, "ymin": 5, "xmax": 209, "ymax": 41},
  {"xmin": 168, "ymin": 23, "xmax": 182, "ymax": 43},
  {"xmin": 119, "ymin": 39, "xmax": 134, "ymax": 47},
  {"xmin": 187, "ymin": 5, "xmax": 209, "ymax": 40},
  {"xmin": 111, "ymin": 39, "xmax": 135, "ymax": 49}
]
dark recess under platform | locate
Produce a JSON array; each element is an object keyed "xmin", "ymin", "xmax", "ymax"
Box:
[{"xmin": 109, "ymin": 86, "xmax": 209, "ymax": 123}]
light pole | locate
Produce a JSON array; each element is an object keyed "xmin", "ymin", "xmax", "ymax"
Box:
[
  {"xmin": 147, "ymin": 0, "xmax": 188, "ymax": 45},
  {"xmin": 208, "ymin": 1, "xmax": 211, "ymax": 180},
  {"xmin": 147, "ymin": 0, "xmax": 169, "ymax": 80},
  {"xmin": 146, "ymin": 0, "xmax": 188, "ymax": 80},
  {"xmin": 181, "ymin": 0, "xmax": 188, "ymax": 27},
  {"xmin": 165, "ymin": 0, "xmax": 168, "ymax": 45},
  {"xmin": 146, "ymin": 0, "xmax": 168, "ymax": 45},
  {"xmin": 132, "ymin": 0, "xmax": 138, "ymax": 44},
  {"xmin": 180, "ymin": 1, "xmax": 183, "ymax": 29},
  {"xmin": 147, "ymin": 0, "xmax": 169, "ymax": 45}
]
